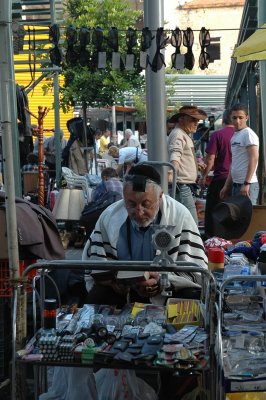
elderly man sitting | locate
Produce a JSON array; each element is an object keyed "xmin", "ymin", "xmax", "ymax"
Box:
[
  {"xmin": 82, "ymin": 164, "xmax": 207, "ymax": 307},
  {"xmin": 120, "ymin": 128, "xmax": 141, "ymax": 148}
]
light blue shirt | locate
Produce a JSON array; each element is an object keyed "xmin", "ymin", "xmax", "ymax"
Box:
[{"xmin": 117, "ymin": 218, "xmax": 156, "ymax": 261}]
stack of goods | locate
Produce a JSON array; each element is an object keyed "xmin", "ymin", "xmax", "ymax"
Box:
[{"xmin": 18, "ymin": 302, "xmax": 210, "ymax": 371}]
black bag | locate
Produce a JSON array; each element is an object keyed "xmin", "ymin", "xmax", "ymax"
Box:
[{"xmin": 80, "ymin": 191, "xmax": 122, "ymax": 238}]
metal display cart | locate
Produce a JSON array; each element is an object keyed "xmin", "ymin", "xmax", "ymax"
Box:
[
  {"xmin": 216, "ymin": 275, "xmax": 266, "ymax": 400},
  {"xmin": 13, "ymin": 259, "xmax": 217, "ymax": 400}
]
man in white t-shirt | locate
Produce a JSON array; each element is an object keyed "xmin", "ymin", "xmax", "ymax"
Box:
[
  {"xmin": 108, "ymin": 145, "xmax": 148, "ymax": 175},
  {"xmin": 220, "ymin": 103, "xmax": 259, "ymax": 205}
]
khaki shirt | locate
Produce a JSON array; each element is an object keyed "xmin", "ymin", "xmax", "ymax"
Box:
[{"xmin": 168, "ymin": 126, "xmax": 197, "ymax": 184}]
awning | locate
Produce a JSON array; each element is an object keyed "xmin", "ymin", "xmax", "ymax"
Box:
[{"xmin": 233, "ymin": 23, "xmax": 266, "ymax": 63}]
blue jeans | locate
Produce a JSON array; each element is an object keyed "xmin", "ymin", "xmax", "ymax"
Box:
[
  {"xmin": 232, "ymin": 182, "xmax": 259, "ymax": 205},
  {"xmin": 175, "ymin": 184, "xmax": 198, "ymax": 224}
]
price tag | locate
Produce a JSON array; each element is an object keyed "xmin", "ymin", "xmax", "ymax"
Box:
[
  {"xmin": 98, "ymin": 52, "xmax": 106, "ymax": 68},
  {"xmin": 112, "ymin": 52, "xmax": 120, "ymax": 69},
  {"xmin": 126, "ymin": 54, "xmax": 134, "ymax": 70},
  {"xmin": 140, "ymin": 51, "xmax": 148, "ymax": 69}
]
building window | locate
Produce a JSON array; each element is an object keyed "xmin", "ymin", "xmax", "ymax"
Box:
[{"xmin": 208, "ymin": 37, "xmax": 221, "ymax": 62}]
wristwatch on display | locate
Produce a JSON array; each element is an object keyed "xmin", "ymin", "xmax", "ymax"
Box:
[{"xmin": 243, "ymin": 181, "xmax": 251, "ymax": 185}]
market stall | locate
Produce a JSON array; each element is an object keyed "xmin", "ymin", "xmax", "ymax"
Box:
[{"xmin": 15, "ymin": 259, "xmax": 216, "ymax": 400}]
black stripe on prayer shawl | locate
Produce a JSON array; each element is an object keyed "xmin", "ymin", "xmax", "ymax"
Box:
[
  {"xmin": 90, "ymin": 240, "xmax": 105, "ymax": 248},
  {"xmin": 102, "ymin": 241, "xmax": 117, "ymax": 252},
  {"xmin": 177, "ymin": 251, "xmax": 207, "ymax": 264},
  {"xmin": 180, "ymin": 229, "xmax": 202, "ymax": 238},
  {"xmin": 105, "ymin": 252, "xmax": 118, "ymax": 260},
  {"xmin": 179, "ymin": 239, "xmax": 205, "ymax": 251},
  {"xmin": 167, "ymin": 242, "xmax": 205, "ymax": 256}
]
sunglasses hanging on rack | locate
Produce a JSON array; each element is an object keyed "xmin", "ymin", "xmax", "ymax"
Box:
[
  {"xmin": 170, "ymin": 28, "xmax": 184, "ymax": 70},
  {"xmin": 183, "ymin": 27, "xmax": 194, "ymax": 70},
  {"xmin": 199, "ymin": 27, "xmax": 211, "ymax": 70},
  {"xmin": 151, "ymin": 28, "xmax": 168, "ymax": 72},
  {"xmin": 140, "ymin": 27, "xmax": 154, "ymax": 70}
]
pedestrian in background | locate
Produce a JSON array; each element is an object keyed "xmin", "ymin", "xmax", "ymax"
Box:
[
  {"xmin": 120, "ymin": 128, "xmax": 140, "ymax": 148},
  {"xmin": 44, "ymin": 129, "xmax": 67, "ymax": 178},
  {"xmin": 168, "ymin": 105, "xmax": 207, "ymax": 224},
  {"xmin": 92, "ymin": 167, "xmax": 123, "ymax": 202},
  {"xmin": 220, "ymin": 103, "xmax": 259, "ymax": 205},
  {"xmin": 108, "ymin": 145, "xmax": 148, "ymax": 176},
  {"xmin": 199, "ymin": 109, "xmax": 234, "ymax": 237},
  {"xmin": 98, "ymin": 129, "xmax": 110, "ymax": 157}
]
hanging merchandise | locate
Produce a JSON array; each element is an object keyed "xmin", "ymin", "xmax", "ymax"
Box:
[
  {"xmin": 107, "ymin": 27, "xmax": 123, "ymax": 70},
  {"xmin": 56, "ymin": 24, "xmax": 216, "ymax": 73},
  {"xmin": 183, "ymin": 27, "xmax": 195, "ymax": 70},
  {"xmin": 92, "ymin": 26, "xmax": 106, "ymax": 69},
  {"xmin": 49, "ymin": 24, "xmax": 62, "ymax": 67},
  {"xmin": 140, "ymin": 27, "xmax": 154, "ymax": 69},
  {"xmin": 12, "ymin": 22, "xmax": 26, "ymax": 54},
  {"xmin": 125, "ymin": 27, "xmax": 137, "ymax": 70},
  {"xmin": 199, "ymin": 27, "xmax": 211, "ymax": 70},
  {"xmin": 49, "ymin": 23, "xmax": 60, "ymax": 45},
  {"xmin": 79, "ymin": 26, "xmax": 90, "ymax": 67},
  {"xmin": 170, "ymin": 27, "xmax": 184, "ymax": 70},
  {"xmin": 65, "ymin": 25, "xmax": 79, "ymax": 67},
  {"xmin": 151, "ymin": 27, "xmax": 168, "ymax": 72}
]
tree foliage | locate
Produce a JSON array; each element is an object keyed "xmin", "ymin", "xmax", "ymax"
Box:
[{"xmin": 60, "ymin": 0, "xmax": 144, "ymax": 110}]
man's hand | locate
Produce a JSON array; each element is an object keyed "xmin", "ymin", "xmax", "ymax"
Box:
[
  {"xmin": 134, "ymin": 272, "xmax": 160, "ymax": 297},
  {"xmin": 220, "ymin": 186, "xmax": 229, "ymax": 199},
  {"xmin": 240, "ymin": 184, "xmax": 250, "ymax": 197},
  {"xmin": 198, "ymin": 176, "xmax": 207, "ymax": 187},
  {"xmin": 168, "ymin": 170, "xmax": 173, "ymax": 184},
  {"xmin": 197, "ymin": 161, "xmax": 206, "ymax": 171}
]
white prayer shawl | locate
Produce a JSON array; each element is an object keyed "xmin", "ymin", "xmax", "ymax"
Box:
[{"xmin": 82, "ymin": 194, "xmax": 208, "ymax": 304}]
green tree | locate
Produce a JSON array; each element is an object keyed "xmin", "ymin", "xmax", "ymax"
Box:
[
  {"xmin": 131, "ymin": 74, "xmax": 181, "ymax": 121},
  {"xmin": 60, "ymin": 0, "xmax": 144, "ymax": 111}
]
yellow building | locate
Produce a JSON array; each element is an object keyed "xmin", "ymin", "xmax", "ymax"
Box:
[{"xmin": 14, "ymin": 26, "xmax": 73, "ymax": 139}]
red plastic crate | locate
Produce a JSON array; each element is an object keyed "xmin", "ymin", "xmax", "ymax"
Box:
[{"xmin": 0, "ymin": 260, "xmax": 37, "ymax": 298}]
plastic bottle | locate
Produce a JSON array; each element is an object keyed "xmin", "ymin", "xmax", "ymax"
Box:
[
  {"xmin": 208, "ymin": 247, "xmax": 225, "ymax": 271},
  {"xmin": 43, "ymin": 298, "xmax": 57, "ymax": 330},
  {"xmin": 49, "ymin": 183, "xmax": 59, "ymax": 210}
]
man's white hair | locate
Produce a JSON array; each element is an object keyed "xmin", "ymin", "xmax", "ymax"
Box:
[{"xmin": 125, "ymin": 128, "xmax": 133, "ymax": 136}]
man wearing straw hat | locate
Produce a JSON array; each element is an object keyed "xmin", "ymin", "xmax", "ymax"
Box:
[{"xmin": 167, "ymin": 105, "xmax": 207, "ymax": 223}]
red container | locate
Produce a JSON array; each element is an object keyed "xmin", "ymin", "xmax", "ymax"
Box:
[{"xmin": 208, "ymin": 247, "xmax": 224, "ymax": 271}]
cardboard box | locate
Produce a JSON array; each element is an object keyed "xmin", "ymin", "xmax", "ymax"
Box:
[{"xmin": 166, "ymin": 298, "xmax": 201, "ymax": 328}]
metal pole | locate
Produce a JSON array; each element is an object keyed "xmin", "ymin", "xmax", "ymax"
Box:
[
  {"xmin": 0, "ymin": 2, "xmax": 21, "ymax": 196},
  {"xmin": 258, "ymin": 0, "xmax": 266, "ymax": 174},
  {"xmin": 8, "ymin": 5, "xmax": 21, "ymax": 196},
  {"xmin": 0, "ymin": 2, "xmax": 20, "ymax": 278},
  {"xmin": 0, "ymin": 4, "xmax": 21, "ymax": 398},
  {"xmin": 144, "ymin": 0, "xmax": 168, "ymax": 192},
  {"xmin": 112, "ymin": 104, "xmax": 117, "ymax": 144},
  {"xmin": 50, "ymin": 0, "xmax": 61, "ymax": 186},
  {"xmin": 247, "ymin": 68, "xmax": 257, "ymax": 132}
]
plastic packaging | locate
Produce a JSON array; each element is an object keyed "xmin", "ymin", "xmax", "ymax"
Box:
[{"xmin": 95, "ymin": 369, "xmax": 158, "ymax": 400}]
